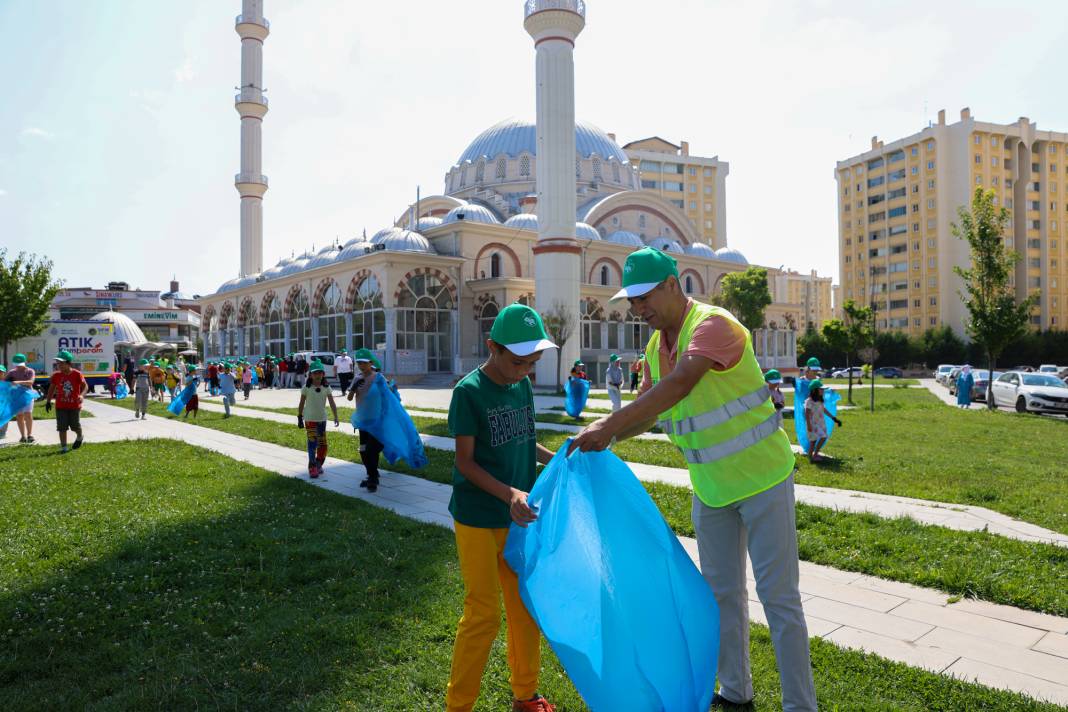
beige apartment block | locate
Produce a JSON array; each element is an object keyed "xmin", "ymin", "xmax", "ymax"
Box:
[
  {"xmin": 624, "ymin": 137, "xmax": 729, "ymax": 250},
  {"xmin": 774, "ymin": 269, "xmax": 834, "ymax": 332},
  {"xmin": 836, "ymin": 108, "xmax": 1068, "ymax": 335}
]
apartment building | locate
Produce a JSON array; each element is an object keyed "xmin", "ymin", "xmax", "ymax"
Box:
[
  {"xmin": 773, "ymin": 269, "xmax": 834, "ymax": 331},
  {"xmin": 623, "ymin": 137, "xmax": 729, "ymax": 249},
  {"xmin": 836, "ymin": 108, "xmax": 1068, "ymax": 335}
]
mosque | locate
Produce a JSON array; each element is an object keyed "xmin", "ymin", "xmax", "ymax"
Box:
[{"xmin": 200, "ymin": 1, "xmax": 800, "ymax": 385}]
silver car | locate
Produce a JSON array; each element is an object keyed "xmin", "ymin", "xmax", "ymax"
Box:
[{"xmin": 990, "ymin": 371, "xmax": 1068, "ymax": 415}]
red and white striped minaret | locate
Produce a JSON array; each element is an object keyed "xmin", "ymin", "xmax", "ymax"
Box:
[
  {"xmin": 524, "ymin": 0, "xmax": 585, "ymax": 384},
  {"xmin": 235, "ymin": 1, "xmax": 269, "ymax": 277}
]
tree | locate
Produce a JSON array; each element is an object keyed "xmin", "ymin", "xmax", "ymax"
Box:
[
  {"xmin": 0, "ymin": 250, "xmax": 63, "ymax": 364},
  {"xmin": 712, "ymin": 266, "xmax": 772, "ymax": 332},
  {"xmin": 953, "ymin": 188, "xmax": 1038, "ymax": 408},
  {"xmin": 539, "ymin": 301, "xmax": 575, "ymax": 392},
  {"xmin": 841, "ymin": 300, "xmax": 874, "ymax": 404},
  {"xmin": 821, "ymin": 319, "xmax": 848, "ymax": 367},
  {"xmin": 917, "ymin": 326, "xmax": 967, "ymax": 369}
]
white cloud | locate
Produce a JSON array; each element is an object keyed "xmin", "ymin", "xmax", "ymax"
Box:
[
  {"xmin": 0, "ymin": 189, "xmax": 7, "ymax": 197},
  {"xmin": 21, "ymin": 127, "xmax": 53, "ymax": 139},
  {"xmin": 174, "ymin": 57, "xmax": 195, "ymax": 83}
]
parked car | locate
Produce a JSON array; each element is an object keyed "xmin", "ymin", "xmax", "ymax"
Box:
[
  {"xmin": 990, "ymin": 371, "xmax": 1068, "ymax": 415},
  {"xmin": 967, "ymin": 370, "xmax": 1003, "ymax": 402},
  {"xmin": 1059, "ymin": 367, "xmax": 1068, "ymax": 381},
  {"xmin": 291, "ymin": 351, "xmax": 340, "ymax": 385},
  {"xmin": 1038, "ymin": 364, "xmax": 1062, "ymax": 374},
  {"xmin": 1012, "ymin": 365, "xmax": 1036, "ymax": 373},
  {"xmin": 831, "ymin": 367, "xmax": 864, "ymax": 379},
  {"xmin": 934, "ymin": 364, "xmax": 956, "ymax": 384},
  {"xmin": 945, "ymin": 366, "xmax": 963, "ymax": 390},
  {"xmin": 874, "ymin": 367, "xmax": 904, "ymax": 379}
]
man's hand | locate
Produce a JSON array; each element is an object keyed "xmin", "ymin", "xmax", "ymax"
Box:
[
  {"xmin": 509, "ymin": 488, "xmax": 538, "ymax": 527},
  {"xmin": 567, "ymin": 416, "xmax": 615, "ymax": 456}
]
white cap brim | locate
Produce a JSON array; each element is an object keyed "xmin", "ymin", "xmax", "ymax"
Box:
[
  {"xmin": 503, "ymin": 338, "xmax": 557, "ymax": 357},
  {"xmin": 354, "ymin": 358, "xmax": 371, "ymax": 363},
  {"xmin": 610, "ymin": 282, "xmax": 659, "ymax": 301}
]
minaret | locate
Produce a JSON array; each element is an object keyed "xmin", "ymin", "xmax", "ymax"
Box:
[
  {"xmin": 524, "ymin": 0, "xmax": 585, "ymax": 386},
  {"xmin": 235, "ymin": 1, "xmax": 269, "ymax": 277}
]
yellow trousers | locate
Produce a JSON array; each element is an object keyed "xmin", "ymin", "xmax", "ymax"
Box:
[{"xmin": 445, "ymin": 522, "xmax": 541, "ymax": 712}]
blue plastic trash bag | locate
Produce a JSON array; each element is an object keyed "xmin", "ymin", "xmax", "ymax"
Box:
[
  {"xmin": 167, "ymin": 379, "xmax": 199, "ymax": 416},
  {"xmin": 564, "ymin": 377, "xmax": 590, "ymax": 418},
  {"xmin": 250, "ymin": 368, "xmax": 258, "ymax": 386},
  {"xmin": 0, "ymin": 382, "xmax": 38, "ymax": 427},
  {"xmin": 350, "ymin": 374, "xmax": 427, "ymax": 468},
  {"xmin": 795, "ymin": 388, "xmax": 840, "ymax": 452},
  {"xmin": 115, "ymin": 380, "xmax": 129, "ymax": 400},
  {"xmin": 504, "ymin": 444, "xmax": 719, "ymax": 711}
]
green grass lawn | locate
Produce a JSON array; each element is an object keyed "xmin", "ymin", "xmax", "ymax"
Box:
[
  {"xmin": 1, "ymin": 440, "xmax": 1062, "ymax": 711},
  {"xmin": 100, "ymin": 400, "xmax": 1068, "ymax": 617}
]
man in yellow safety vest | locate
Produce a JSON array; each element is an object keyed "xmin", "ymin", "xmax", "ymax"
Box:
[{"xmin": 570, "ymin": 247, "xmax": 816, "ymax": 712}]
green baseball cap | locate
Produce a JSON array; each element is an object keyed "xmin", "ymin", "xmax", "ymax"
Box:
[
  {"xmin": 12, "ymin": 353, "xmax": 26, "ymax": 364},
  {"xmin": 573, "ymin": 359, "xmax": 584, "ymax": 367},
  {"xmin": 806, "ymin": 357, "xmax": 821, "ymax": 370},
  {"xmin": 54, "ymin": 350, "xmax": 74, "ymax": 363},
  {"xmin": 612, "ymin": 247, "xmax": 679, "ymax": 300},
  {"xmin": 370, "ymin": 355, "xmax": 383, "ymax": 371},
  {"xmin": 309, "ymin": 360, "xmax": 325, "ymax": 373},
  {"xmin": 340, "ymin": 348, "xmax": 348, "ymax": 354},
  {"xmin": 489, "ymin": 304, "xmax": 556, "ymax": 357},
  {"xmin": 353, "ymin": 348, "xmax": 374, "ymax": 363},
  {"xmin": 809, "ymin": 379, "xmax": 824, "ymax": 391},
  {"xmin": 138, "ymin": 358, "xmax": 149, "ymax": 365},
  {"xmin": 186, "ymin": 364, "xmax": 197, "ymax": 374},
  {"xmin": 764, "ymin": 369, "xmax": 782, "ymax": 384},
  {"xmin": 0, "ymin": 364, "xmax": 6, "ymax": 373},
  {"xmin": 609, "ymin": 354, "xmax": 620, "ymax": 362}
]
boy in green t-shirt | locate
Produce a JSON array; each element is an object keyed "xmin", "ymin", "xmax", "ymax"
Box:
[{"xmin": 445, "ymin": 303, "xmax": 558, "ymax": 712}]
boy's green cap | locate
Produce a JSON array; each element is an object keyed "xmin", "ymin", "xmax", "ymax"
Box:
[
  {"xmin": 612, "ymin": 247, "xmax": 679, "ymax": 300},
  {"xmin": 764, "ymin": 369, "xmax": 782, "ymax": 384},
  {"xmin": 489, "ymin": 304, "xmax": 556, "ymax": 357},
  {"xmin": 805, "ymin": 357, "xmax": 821, "ymax": 369},
  {"xmin": 609, "ymin": 354, "xmax": 620, "ymax": 362},
  {"xmin": 370, "ymin": 355, "xmax": 382, "ymax": 371},
  {"xmin": 340, "ymin": 348, "xmax": 348, "ymax": 354},
  {"xmin": 353, "ymin": 348, "xmax": 374, "ymax": 363},
  {"xmin": 0, "ymin": 364, "xmax": 6, "ymax": 372},
  {"xmin": 138, "ymin": 358, "xmax": 149, "ymax": 365},
  {"xmin": 54, "ymin": 350, "xmax": 74, "ymax": 363},
  {"xmin": 809, "ymin": 379, "xmax": 823, "ymax": 391},
  {"xmin": 573, "ymin": 359, "xmax": 584, "ymax": 367},
  {"xmin": 186, "ymin": 365, "xmax": 197, "ymax": 374},
  {"xmin": 309, "ymin": 360, "xmax": 325, "ymax": 373},
  {"xmin": 12, "ymin": 353, "xmax": 27, "ymax": 364}
]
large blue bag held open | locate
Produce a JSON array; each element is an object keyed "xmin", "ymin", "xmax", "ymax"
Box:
[
  {"xmin": 0, "ymin": 382, "xmax": 38, "ymax": 427},
  {"xmin": 115, "ymin": 380, "xmax": 129, "ymax": 400},
  {"xmin": 564, "ymin": 377, "xmax": 590, "ymax": 418},
  {"xmin": 167, "ymin": 379, "xmax": 199, "ymax": 416},
  {"xmin": 350, "ymin": 374, "xmax": 427, "ymax": 468},
  {"xmin": 504, "ymin": 444, "xmax": 719, "ymax": 711},
  {"xmin": 794, "ymin": 388, "xmax": 840, "ymax": 451}
]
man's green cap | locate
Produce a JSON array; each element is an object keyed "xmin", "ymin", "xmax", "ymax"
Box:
[
  {"xmin": 12, "ymin": 353, "xmax": 27, "ymax": 364},
  {"xmin": 353, "ymin": 348, "xmax": 374, "ymax": 363},
  {"xmin": 805, "ymin": 357, "xmax": 821, "ymax": 369},
  {"xmin": 612, "ymin": 247, "xmax": 679, "ymax": 300},
  {"xmin": 573, "ymin": 359, "xmax": 584, "ymax": 367},
  {"xmin": 764, "ymin": 369, "xmax": 782, "ymax": 384},
  {"xmin": 340, "ymin": 349, "xmax": 348, "ymax": 354},
  {"xmin": 489, "ymin": 304, "xmax": 556, "ymax": 357},
  {"xmin": 309, "ymin": 360, "xmax": 325, "ymax": 373},
  {"xmin": 54, "ymin": 350, "xmax": 74, "ymax": 363},
  {"xmin": 809, "ymin": 379, "xmax": 823, "ymax": 391},
  {"xmin": 609, "ymin": 354, "xmax": 620, "ymax": 362}
]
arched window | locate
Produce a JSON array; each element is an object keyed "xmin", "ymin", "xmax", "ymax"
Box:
[
  {"xmin": 490, "ymin": 253, "xmax": 501, "ymax": 279},
  {"xmin": 475, "ymin": 160, "xmax": 485, "ymax": 183},
  {"xmin": 580, "ymin": 298, "xmax": 604, "ymax": 350},
  {"xmin": 607, "ymin": 312, "xmax": 621, "ymax": 350},
  {"xmin": 351, "ymin": 274, "xmax": 385, "ymax": 351},
  {"xmin": 520, "ymin": 155, "xmax": 531, "ymax": 177},
  {"xmin": 600, "ymin": 265, "xmax": 609, "ymax": 286},
  {"xmin": 206, "ymin": 313, "xmax": 220, "ymax": 358},
  {"xmin": 317, "ymin": 282, "xmax": 344, "ymax": 352},
  {"xmin": 478, "ymin": 301, "xmax": 499, "ymax": 358},
  {"xmin": 592, "ymin": 157, "xmax": 602, "ymax": 182},
  {"xmin": 288, "ymin": 290, "xmax": 311, "ymax": 352},
  {"xmin": 240, "ymin": 300, "xmax": 259, "ymax": 357},
  {"xmin": 265, "ymin": 296, "xmax": 285, "ymax": 356},
  {"xmin": 624, "ymin": 308, "xmax": 651, "ymax": 352},
  {"xmin": 397, "ymin": 274, "xmax": 455, "ymax": 372},
  {"xmin": 684, "ymin": 275, "xmax": 694, "ymax": 295},
  {"xmin": 496, "ymin": 158, "xmax": 506, "ymax": 180}
]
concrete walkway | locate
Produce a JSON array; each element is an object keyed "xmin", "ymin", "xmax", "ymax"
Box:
[{"xmin": 27, "ymin": 399, "xmax": 1064, "ymax": 705}]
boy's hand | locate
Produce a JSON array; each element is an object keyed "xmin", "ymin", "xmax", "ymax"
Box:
[
  {"xmin": 45, "ymin": 401, "xmax": 52, "ymax": 413},
  {"xmin": 509, "ymin": 488, "xmax": 538, "ymax": 527},
  {"xmin": 297, "ymin": 415, "xmax": 304, "ymax": 429}
]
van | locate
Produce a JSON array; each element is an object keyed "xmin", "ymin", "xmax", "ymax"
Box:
[{"xmin": 291, "ymin": 351, "xmax": 339, "ymax": 385}]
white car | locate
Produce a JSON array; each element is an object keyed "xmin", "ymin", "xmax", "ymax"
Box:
[
  {"xmin": 934, "ymin": 364, "xmax": 956, "ymax": 384},
  {"xmin": 990, "ymin": 371, "xmax": 1068, "ymax": 415},
  {"xmin": 1038, "ymin": 364, "xmax": 1062, "ymax": 374},
  {"xmin": 831, "ymin": 367, "xmax": 864, "ymax": 379}
]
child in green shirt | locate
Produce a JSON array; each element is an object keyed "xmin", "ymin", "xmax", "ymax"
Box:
[{"xmin": 445, "ymin": 303, "xmax": 558, "ymax": 712}]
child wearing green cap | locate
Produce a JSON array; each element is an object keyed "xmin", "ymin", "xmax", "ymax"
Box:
[
  {"xmin": 765, "ymin": 369, "xmax": 785, "ymax": 429},
  {"xmin": 44, "ymin": 351, "xmax": 87, "ymax": 454},
  {"xmin": 133, "ymin": 358, "xmax": 151, "ymax": 419},
  {"xmin": 345, "ymin": 349, "xmax": 386, "ymax": 491},
  {"xmin": 0, "ymin": 364, "xmax": 8, "ymax": 441},
  {"xmin": 182, "ymin": 365, "xmax": 200, "ymax": 420},
  {"xmin": 6, "ymin": 353, "xmax": 36, "ymax": 444},
  {"xmin": 218, "ymin": 364, "xmax": 237, "ymax": 417},
  {"xmin": 297, "ymin": 361, "xmax": 339, "ymax": 478},
  {"xmin": 605, "ymin": 354, "xmax": 624, "ymax": 412},
  {"xmin": 804, "ymin": 380, "xmax": 842, "ymax": 463},
  {"xmin": 445, "ymin": 303, "xmax": 558, "ymax": 712}
]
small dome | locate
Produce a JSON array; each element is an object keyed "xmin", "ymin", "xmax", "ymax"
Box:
[
  {"xmin": 261, "ymin": 264, "xmax": 284, "ymax": 280},
  {"xmin": 160, "ymin": 290, "xmax": 192, "ymax": 301},
  {"xmin": 417, "ymin": 216, "xmax": 444, "ymax": 231},
  {"xmin": 381, "ymin": 229, "xmax": 435, "ymax": 253},
  {"xmin": 442, "ymin": 204, "xmax": 500, "ymax": 226},
  {"xmin": 91, "ymin": 311, "xmax": 147, "ymax": 344},
  {"xmin": 684, "ymin": 242, "xmax": 716, "ymax": 257},
  {"xmin": 337, "ymin": 241, "xmax": 374, "ymax": 262},
  {"xmin": 370, "ymin": 228, "xmax": 401, "ymax": 244},
  {"xmin": 278, "ymin": 255, "xmax": 310, "ymax": 276},
  {"xmin": 647, "ymin": 237, "xmax": 684, "ymax": 254},
  {"xmin": 306, "ymin": 245, "xmax": 340, "ymax": 269},
  {"xmin": 216, "ymin": 276, "xmax": 242, "ymax": 293},
  {"xmin": 233, "ymin": 274, "xmax": 259, "ymax": 290},
  {"xmin": 575, "ymin": 222, "xmax": 600, "ymax": 240},
  {"xmin": 504, "ymin": 213, "xmax": 538, "ymax": 230},
  {"xmin": 714, "ymin": 247, "xmax": 749, "ymax": 265},
  {"xmin": 607, "ymin": 230, "xmax": 644, "ymax": 247}
]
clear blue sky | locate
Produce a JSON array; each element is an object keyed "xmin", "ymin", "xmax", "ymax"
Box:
[{"xmin": 3, "ymin": 0, "xmax": 1068, "ymax": 297}]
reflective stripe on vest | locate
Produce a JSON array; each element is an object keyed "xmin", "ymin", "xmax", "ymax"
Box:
[
  {"xmin": 680, "ymin": 410, "xmax": 782, "ymax": 465},
  {"xmin": 658, "ymin": 384, "xmax": 771, "ymax": 436}
]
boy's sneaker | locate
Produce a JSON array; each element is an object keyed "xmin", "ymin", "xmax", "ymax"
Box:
[
  {"xmin": 308, "ymin": 465, "xmax": 320, "ymax": 479},
  {"xmin": 18, "ymin": 437, "xmax": 27, "ymax": 444},
  {"xmin": 26, "ymin": 436, "xmax": 35, "ymax": 444},
  {"xmin": 711, "ymin": 693, "xmax": 754, "ymax": 710},
  {"xmin": 513, "ymin": 694, "xmax": 555, "ymax": 712},
  {"xmin": 59, "ymin": 446, "xmax": 68, "ymax": 454},
  {"xmin": 72, "ymin": 436, "xmax": 83, "ymax": 450}
]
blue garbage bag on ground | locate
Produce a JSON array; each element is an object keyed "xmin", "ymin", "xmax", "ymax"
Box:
[
  {"xmin": 0, "ymin": 382, "xmax": 38, "ymax": 427},
  {"xmin": 564, "ymin": 378, "xmax": 590, "ymax": 418},
  {"xmin": 350, "ymin": 374, "xmax": 427, "ymax": 468},
  {"xmin": 167, "ymin": 380, "xmax": 199, "ymax": 416},
  {"xmin": 795, "ymin": 388, "xmax": 841, "ymax": 452},
  {"xmin": 115, "ymin": 381, "xmax": 129, "ymax": 400},
  {"xmin": 504, "ymin": 444, "xmax": 719, "ymax": 711}
]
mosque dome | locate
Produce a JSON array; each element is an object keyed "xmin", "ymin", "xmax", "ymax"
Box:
[
  {"xmin": 92, "ymin": 311, "xmax": 147, "ymax": 344},
  {"xmin": 417, "ymin": 216, "xmax": 444, "ymax": 231},
  {"xmin": 260, "ymin": 264, "xmax": 284, "ymax": 280},
  {"xmin": 306, "ymin": 244, "xmax": 340, "ymax": 269},
  {"xmin": 606, "ymin": 230, "xmax": 644, "ymax": 247},
  {"xmin": 456, "ymin": 118, "xmax": 630, "ymax": 165},
  {"xmin": 684, "ymin": 242, "xmax": 716, "ymax": 257},
  {"xmin": 442, "ymin": 204, "xmax": 500, "ymax": 226},
  {"xmin": 216, "ymin": 276, "xmax": 242, "ymax": 293},
  {"xmin": 714, "ymin": 247, "xmax": 749, "ymax": 265},
  {"xmin": 233, "ymin": 274, "xmax": 259, "ymax": 289},
  {"xmin": 380, "ymin": 229, "xmax": 435, "ymax": 253},
  {"xmin": 337, "ymin": 241, "xmax": 374, "ymax": 262},
  {"xmin": 504, "ymin": 213, "xmax": 538, "ymax": 230},
  {"xmin": 575, "ymin": 222, "xmax": 601, "ymax": 240},
  {"xmin": 278, "ymin": 253, "xmax": 311, "ymax": 276},
  {"xmin": 647, "ymin": 237, "xmax": 684, "ymax": 254},
  {"xmin": 370, "ymin": 227, "xmax": 403, "ymax": 244}
]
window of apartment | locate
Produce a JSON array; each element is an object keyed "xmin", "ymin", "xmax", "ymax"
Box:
[
  {"xmin": 689, "ymin": 200, "xmax": 697, "ymax": 210},
  {"xmin": 928, "ymin": 179, "xmax": 935, "ymax": 189},
  {"xmin": 704, "ymin": 202, "xmax": 713, "ymax": 211},
  {"xmin": 1053, "ymin": 220, "xmax": 1059, "ymax": 231},
  {"xmin": 868, "ymin": 176, "xmax": 885, "ymax": 189},
  {"xmin": 991, "ymin": 156, "xmax": 999, "ymax": 167},
  {"xmin": 1032, "ymin": 220, "xmax": 1041, "ymax": 230},
  {"xmin": 927, "ymin": 218, "xmax": 936, "ymax": 229},
  {"xmin": 913, "ymin": 259, "xmax": 920, "ymax": 270},
  {"xmin": 1052, "ymin": 182, "xmax": 1058, "ymax": 193},
  {"xmin": 913, "ymin": 222, "xmax": 920, "ymax": 232},
  {"xmin": 975, "ymin": 175, "xmax": 982, "ymax": 185},
  {"xmin": 845, "ymin": 237, "xmax": 852, "ymax": 245},
  {"xmin": 704, "ymin": 220, "xmax": 713, "ymax": 229},
  {"xmin": 670, "ymin": 199, "xmax": 683, "ymax": 209},
  {"xmin": 1033, "ymin": 163, "xmax": 1041, "ymax": 173},
  {"xmin": 703, "ymin": 167, "xmax": 712, "ymax": 177},
  {"xmin": 889, "ymin": 224, "xmax": 908, "ymax": 236},
  {"xmin": 869, "ymin": 247, "xmax": 887, "ymax": 258},
  {"xmin": 868, "ymin": 157, "xmax": 884, "ymax": 170},
  {"xmin": 890, "ymin": 261, "xmax": 908, "ymax": 273},
  {"xmin": 992, "ymin": 176, "xmax": 999, "ymax": 186},
  {"xmin": 889, "ymin": 150, "xmax": 905, "ymax": 163},
  {"xmin": 1031, "ymin": 200, "xmax": 1041, "ymax": 211},
  {"xmin": 888, "ymin": 187, "xmax": 907, "ymax": 200},
  {"xmin": 975, "ymin": 154, "xmax": 982, "ymax": 164},
  {"xmin": 913, "ymin": 240, "xmax": 920, "ymax": 250},
  {"xmin": 928, "ymin": 238, "xmax": 936, "ymax": 248},
  {"xmin": 703, "ymin": 185, "xmax": 712, "ymax": 194},
  {"xmin": 928, "ymin": 257, "xmax": 936, "ymax": 268},
  {"xmin": 891, "ymin": 244, "xmax": 908, "ymax": 255},
  {"xmin": 911, "ymin": 146, "xmax": 918, "ymax": 156},
  {"xmin": 1033, "ymin": 182, "xmax": 1041, "ymax": 191},
  {"xmin": 929, "ymin": 277, "xmax": 937, "ymax": 287},
  {"xmin": 974, "ymin": 135, "xmax": 981, "ymax": 145},
  {"xmin": 640, "ymin": 160, "xmax": 661, "ymax": 172},
  {"xmin": 991, "ymin": 136, "xmax": 998, "ymax": 148},
  {"xmin": 1027, "ymin": 238, "xmax": 1041, "ymax": 249},
  {"xmin": 688, "ymin": 184, "xmax": 697, "ymax": 193},
  {"xmin": 930, "ymin": 297, "xmax": 937, "ymax": 306},
  {"xmin": 1007, "ymin": 178, "xmax": 1013, "ymax": 188},
  {"xmin": 662, "ymin": 181, "xmax": 683, "ymax": 191},
  {"xmin": 869, "ymin": 194, "xmax": 885, "ymax": 206},
  {"xmin": 869, "ymin": 212, "xmax": 885, "ymax": 223},
  {"xmin": 927, "ymin": 160, "xmax": 935, "ymax": 170},
  {"xmin": 930, "ymin": 317, "xmax": 937, "ymax": 326},
  {"xmin": 890, "ymin": 299, "xmax": 909, "ymax": 309},
  {"xmin": 889, "ymin": 168, "xmax": 906, "ymax": 182},
  {"xmin": 663, "ymin": 163, "xmax": 682, "ymax": 174},
  {"xmin": 927, "ymin": 199, "xmax": 935, "ymax": 210},
  {"xmin": 688, "ymin": 166, "xmax": 696, "ymax": 176},
  {"xmin": 927, "ymin": 141, "xmax": 934, "ymax": 151},
  {"xmin": 1007, "ymin": 197, "xmax": 1013, "ymax": 208},
  {"xmin": 1029, "ymin": 258, "xmax": 1041, "ymax": 268},
  {"xmin": 911, "ymin": 166, "xmax": 919, "ymax": 176},
  {"xmin": 1051, "ymin": 164, "xmax": 1058, "ymax": 173}
]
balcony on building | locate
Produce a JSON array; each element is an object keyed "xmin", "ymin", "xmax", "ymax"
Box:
[
  {"xmin": 235, "ymin": 14, "xmax": 270, "ymax": 30},
  {"xmin": 524, "ymin": 0, "xmax": 586, "ymax": 18},
  {"xmin": 234, "ymin": 89, "xmax": 268, "ymax": 109},
  {"xmin": 234, "ymin": 173, "xmax": 269, "ymax": 187}
]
